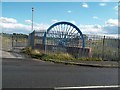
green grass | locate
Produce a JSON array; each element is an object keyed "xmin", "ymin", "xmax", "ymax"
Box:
[{"xmin": 22, "ymin": 47, "xmax": 103, "ymax": 61}]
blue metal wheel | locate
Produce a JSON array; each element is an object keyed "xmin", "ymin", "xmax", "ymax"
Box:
[{"xmin": 43, "ymin": 21, "xmax": 85, "ymax": 48}]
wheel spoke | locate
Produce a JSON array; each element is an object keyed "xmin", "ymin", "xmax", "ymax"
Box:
[{"xmin": 44, "ymin": 21, "xmax": 85, "ymax": 48}]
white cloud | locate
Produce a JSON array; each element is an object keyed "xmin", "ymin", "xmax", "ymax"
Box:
[
  {"xmin": 93, "ymin": 16, "xmax": 99, "ymax": 19},
  {"xmin": 70, "ymin": 21, "xmax": 76, "ymax": 25},
  {"xmin": 34, "ymin": 23, "xmax": 49, "ymax": 30},
  {"xmin": 99, "ymin": 3, "xmax": 107, "ymax": 6},
  {"xmin": 0, "ymin": 17, "xmax": 17, "ymax": 23},
  {"xmin": 51, "ymin": 19, "xmax": 76, "ymax": 25},
  {"xmin": 51, "ymin": 19, "xmax": 59, "ymax": 23},
  {"xmin": 25, "ymin": 20, "xmax": 32, "ymax": 24},
  {"xmin": 113, "ymin": 5, "xmax": 118, "ymax": 15},
  {"xmin": 79, "ymin": 24, "xmax": 105, "ymax": 34},
  {"xmin": 114, "ymin": 5, "xmax": 118, "ymax": 11},
  {"xmin": 105, "ymin": 19, "xmax": 118, "ymax": 26},
  {"xmin": 82, "ymin": 3, "xmax": 89, "ymax": 8},
  {"xmin": 1, "ymin": 17, "xmax": 118, "ymax": 38},
  {"xmin": 1, "ymin": 21, "xmax": 31, "ymax": 32},
  {"xmin": 0, "ymin": 17, "xmax": 49, "ymax": 34},
  {"xmin": 51, "ymin": 19, "xmax": 118, "ymax": 36},
  {"xmin": 67, "ymin": 10, "xmax": 72, "ymax": 13},
  {"xmin": 0, "ymin": 23, "xmax": 31, "ymax": 34},
  {"xmin": 78, "ymin": 18, "xmax": 118, "ymax": 36},
  {"xmin": 79, "ymin": 24, "xmax": 118, "ymax": 36}
]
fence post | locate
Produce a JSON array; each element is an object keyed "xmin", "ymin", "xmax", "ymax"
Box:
[
  {"xmin": 12, "ymin": 35, "xmax": 13, "ymax": 48},
  {"xmin": 102, "ymin": 36, "xmax": 105, "ymax": 60},
  {"xmin": 43, "ymin": 32, "xmax": 47, "ymax": 54}
]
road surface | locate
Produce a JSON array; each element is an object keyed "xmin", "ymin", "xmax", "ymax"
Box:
[
  {"xmin": 1, "ymin": 48, "xmax": 119, "ymax": 89},
  {"xmin": 2, "ymin": 58, "xmax": 119, "ymax": 88}
]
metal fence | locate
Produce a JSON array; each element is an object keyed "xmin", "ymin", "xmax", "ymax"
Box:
[
  {"xmin": 28, "ymin": 30, "xmax": 45, "ymax": 48},
  {"xmin": 2, "ymin": 33, "xmax": 28, "ymax": 51},
  {"xmin": 28, "ymin": 31, "xmax": 119, "ymax": 61},
  {"xmin": 2, "ymin": 32, "xmax": 119, "ymax": 61},
  {"xmin": 2, "ymin": 34, "xmax": 12, "ymax": 51},
  {"xmin": 1, "ymin": 30, "xmax": 120, "ymax": 60},
  {"xmin": 85, "ymin": 34, "xmax": 118, "ymax": 61}
]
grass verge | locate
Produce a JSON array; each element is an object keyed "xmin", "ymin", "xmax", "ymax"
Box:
[
  {"xmin": 21, "ymin": 48, "xmax": 120, "ymax": 68},
  {"xmin": 22, "ymin": 47, "xmax": 103, "ymax": 61}
]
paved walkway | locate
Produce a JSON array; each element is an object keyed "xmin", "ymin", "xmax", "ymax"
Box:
[
  {"xmin": 0, "ymin": 50, "xmax": 15, "ymax": 58},
  {"xmin": 1, "ymin": 47, "xmax": 26, "ymax": 59}
]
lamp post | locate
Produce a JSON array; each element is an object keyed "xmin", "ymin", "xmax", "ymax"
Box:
[
  {"xmin": 31, "ymin": 7, "xmax": 35, "ymax": 48},
  {"xmin": 32, "ymin": 7, "xmax": 34, "ymax": 31}
]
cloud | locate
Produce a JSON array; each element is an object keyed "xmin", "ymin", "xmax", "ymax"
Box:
[
  {"xmin": 99, "ymin": 3, "xmax": 107, "ymax": 6},
  {"xmin": 78, "ymin": 18, "xmax": 118, "ymax": 36},
  {"xmin": 1, "ymin": 21, "xmax": 31, "ymax": 34},
  {"xmin": 93, "ymin": 16, "xmax": 99, "ymax": 19},
  {"xmin": 79, "ymin": 24, "xmax": 105, "ymax": 34},
  {"xmin": 51, "ymin": 19, "xmax": 76, "ymax": 25},
  {"xmin": 70, "ymin": 21, "xmax": 76, "ymax": 25},
  {"xmin": 33, "ymin": 23, "xmax": 49, "ymax": 31},
  {"xmin": 0, "ymin": 17, "xmax": 49, "ymax": 34},
  {"xmin": 1, "ymin": 23, "xmax": 31, "ymax": 34},
  {"xmin": 1, "ymin": 17, "xmax": 118, "ymax": 38},
  {"xmin": 114, "ymin": 5, "xmax": 118, "ymax": 15},
  {"xmin": 25, "ymin": 20, "xmax": 32, "ymax": 24},
  {"xmin": 79, "ymin": 24, "xmax": 118, "ymax": 35},
  {"xmin": 51, "ymin": 19, "xmax": 59, "ymax": 23},
  {"xmin": 114, "ymin": 5, "xmax": 118, "ymax": 11},
  {"xmin": 67, "ymin": 10, "xmax": 72, "ymax": 13},
  {"xmin": 105, "ymin": 19, "xmax": 118, "ymax": 26},
  {"xmin": 103, "ymin": 25, "xmax": 118, "ymax": 34},
  {"xmin": 82, "ymin": 3, "xmax": 89, "ymax": 8},
  {"xmin": 0, "ymin": 17, "xmax": 17, "ymax": 23}
]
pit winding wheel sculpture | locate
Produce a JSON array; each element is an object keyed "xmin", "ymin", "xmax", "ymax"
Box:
[{"xmin": 43, "ymin": 21, "xmax": 85, "ymax": 48}]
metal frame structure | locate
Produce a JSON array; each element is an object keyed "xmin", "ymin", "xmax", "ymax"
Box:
[{"xmin": 43, "ymin": 21, "xmax": 85, "ymax": 48}]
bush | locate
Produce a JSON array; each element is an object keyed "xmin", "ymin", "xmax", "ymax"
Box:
[
  {"xmin": 21, "ymin": 47, "xmax": 32, "ymax": 55},
  {"xmin": 40, "ymin": 53, "xmax": 74, "ymax": 61}
]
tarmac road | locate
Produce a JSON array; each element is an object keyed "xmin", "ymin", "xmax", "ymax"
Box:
[{"xmin": 2, "ymin": 57, "xmax": 119, "ymax": 89}]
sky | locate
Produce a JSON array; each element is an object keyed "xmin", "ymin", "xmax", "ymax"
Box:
[{"xmin": 0, "ymin": 2, "xmax": 119, "ymax": 37}]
